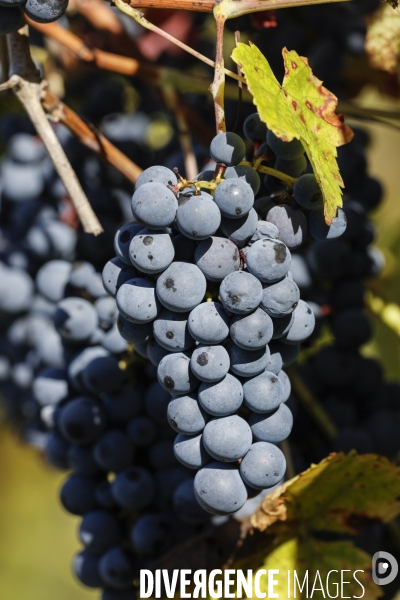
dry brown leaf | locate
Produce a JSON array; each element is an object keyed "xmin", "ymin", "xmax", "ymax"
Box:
[{"xmin": 366, "ymin": 3, "xmax": 400, "ymax": 74}]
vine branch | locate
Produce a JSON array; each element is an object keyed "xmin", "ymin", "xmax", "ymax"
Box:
[
  {"xmin": 121, "ymin": 0, "xmax": 350, "ymax": 17},
  {"xmin": 211, "ymin": 10, "xmax": 227, "ymax": 134},
  {"xmin": 4, "ymin": 27, "xmax": 103, "ymax": 236}
]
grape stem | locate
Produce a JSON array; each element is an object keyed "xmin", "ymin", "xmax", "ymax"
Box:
[
  {"xmin": 3, "ymin": 27, "xmax": 103, "ymax": 236},
  {"xmin": 241, "ymin": 160, "xmax": 297, "ymax": 185}
]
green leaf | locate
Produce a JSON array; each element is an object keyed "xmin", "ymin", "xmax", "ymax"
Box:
[
  {"xmin": 252, "ymin": 452, "xmax": 400, "ymax": 534},
  {"xmin": 255, "ymin": 538, "xmax": 381, "ymax": 600},
  {"xmin": 231, "ymin": 43, "xmax": 354, "ymax": 224}
]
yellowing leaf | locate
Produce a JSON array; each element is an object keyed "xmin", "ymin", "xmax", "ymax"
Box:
[
  {"xmin": 366, "ymin": 3, "xmax": 400, "ymax": 74},
  {"xmin": 231, "ymin": 43, "xmax": 353, "ymax": 224},
  {"xmin": 256, "ymin": 538, "xmax": 381, "ymax": 600},
  {"xmin": 252, "ymin": 452, "xmax": 400, "ymax": 534}
]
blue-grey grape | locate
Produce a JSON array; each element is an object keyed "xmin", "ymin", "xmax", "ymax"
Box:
[
  {"xmin": 114, "ymin": 221, "xmax": 142, "ymax": 265},
  {"xmin": 194, "ymin": 237, "xmax": 239, "ymax": 282},
  {"xmin": 156, "ymin": 262, "xmax": 206, "ymax": 313},
  {"xmin": 209, "ymin": 132, "xmax": 245, "ymax": 166},
  {"xmin": 167, "ymin": 393, "xmax": 208, "ymax": 434},
  {"xmin": 214, "ymin": 178, "xmax": 254, "ymax": 219},
  {"xmin": 116, "ymin": 278, "xmax": 160, "ymax": 324},
  {"xmin": 230, "ymin": 308, "xmax": 273, "ymax": 350},
  {"xmin": 261, "ymin": 277, "xmax": 300, "ymax": 318},
  {"xmin": 129, "ymin": 229, "xmax": 174, "ymax": 274},
  {"xmin": 153, "ymin": 309, "xmax": 194, "ymax": 352},
  {"xmin": 220, "ymin": 208, "xmax": 258, "ymax": 247},
  {"xmin": 190, "ymin": 345, "xmax": 230, "ymax": 382},
  {"xmin": 188, "ymin": 301, "xmax": 230, "ymax": 344},
  {"xmin": 176, "ymin": 192, "xmax": 221, "ymax": 240},
  {"xmin": 243, "ymin": 370, "xmax": 283, "ymax": 413},
  {"xmin": 194, "ymin": 462, "xmax": 248, "ymax": 515},
  {"xmin": 240, "ymin": 442, "xmax": 286, "ymax": 489},
  {"xmin": 158, "ymin": 353, "xmax": 199, "ymax": 395},
  {"xmin": 135, "ymin": 165, "xmax": 177, "ymax": 190},
  {"xmin": 202, "ymin": 415, "xmax": 252, "ymax": 462},
  {"xmin": 173, "ymin": 433, "xmax": 211, "ymax": 469},
  {"xmin": 198, "ymin": 373, "xmax": 243, "ymax": 417},
  {"xmin": 219, "ymin": 271, "xmax": 263, "ymax": 315},
  {"xmin": 249, "ymin": 403, "xmax": 293, "ymax": 443},
  {"xmin": 246, "ymin": 238, "xmax": 291, "ymax": 283},
  {"xmin": 226, "ymin": 341, "xmax": 270, "ymax": 378},
  {"xmin": 280, "ymin": 299, "xmax": 315, "ymax": 344},
  {"xmin": 131, "ymin": 182, "xmax": 178, "ymax": 229}
]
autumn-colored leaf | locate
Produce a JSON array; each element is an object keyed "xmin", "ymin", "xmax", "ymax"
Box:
[
  {"xmin": 252, "ymin": 452, "xmax": 400, "ymax": 535},
  {"xmin": 231, "ymin": 43, "xmax": 353, "ymax": 225},
  {"xmin": 366, "ymin": 3, "xmax": 400, "ymax": 74}
]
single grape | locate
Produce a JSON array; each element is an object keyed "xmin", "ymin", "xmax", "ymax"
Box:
[
  {"xmin": 308, "ymin": 207, "xmax": 347, "ymax": 241},
  {"xmin": 153, "ymin": 309, "xmax": 194, "ymax": 352},
  {"xmin": 194, "ymin": 462, "xmax": 248, "ymax": 515},
  {"xmin": 261, "ymin": 277, "xmax": 300, "ymax": 318},
  {"xmin": 219, "ymin": 271, "xmax": 263, "ymax": 315},
  {"xmin": 60, "ymin": 474, "xmax": 98, "ymax": 516},
  {"xmin": 24, "ymin": 0, "xmax": 69, "ymax": 23},
  {"xmin": 226, "ymin": 341, "xmax": 270, "ymax": 378},
  {"xmin": 82, "ymin": 354, "xmax": 124, "ymax": 395},
  {"xmin": 176, "ymin": 192, "xmax": 221, "ymax": 240},
  {"xmin": 266, "ymin": 205, "xmax": 308, "ymax": 250},
  {"xmin": 194, "ymin": 237, "xmax": 240, "ymax": 282},
  {"xmin": 173, "ymin": 478, "xmax": 210, "ymax": 525},
  {"xmin": 53, "ymin": 297, "xmax": 98, "ymax": 343},
  {"xmin": 249, "ymin": 403, "xmax": 294, "ymax": 443},
  {"xmin": 293, "ymin": 173, "xmax": 323, "ymax": 209},
  {"xmin": 117, "ymin": 314, "xmax": 153, "ymax": 344},
  {"xmin": 243, "ymin": 113, "xmax": 268, "ymax": 141},
  {"xmin": 158, "ymin": 352, "xmax": 199, "ymax": 395},
  {"xmin": 98, "ymin": 547, "xmax": 135, "ymax": 590},
  {"xmin": 240, "ymin": 442, "xmax": 286, "ymax": 489},
  {"xmin": 79, "ymin": 510, "xmax": 121, "ymax": 555},
  {"xmin": 102, "ymin": 257, "xmax": 137, "ymax": 299},
  {"xmin": 33, "ymin": 367, "xmax": 69, "ymax": 406},
  {"xmin": 267, "ymin": 131, "xmax": 305, "ymax": 160},
  {"xmin": 209, "ymin": 132, "xmax": 245, "ymax": 166},
  {"xmin": 59, "ymin": 396, "xmax": 106, "ymax": 445},
  {"xmin": 214, "ymin": 178, "xmax": 254, "ymax": 219},
  {"xmin": 198, "ymin": 373, "xmax": 243, "ymax": 417},
  {"xmin": 280, "ymin": 299, "xmax": 315, "ymax": 344},
  {"xmin": 156, "ymin": 262, "xmax": 206, "ymax": 313},
  {"xmin": 220, "ymin": 208, "xmax": 258, "ymax": 247},
  {"xmin": 129, "ymin": 229, "xmax": 175, "ymax": 274},
  {"xmin": 73, "ymin": 550, "xmax": 102, "ymax": 588},
  {"xmin": 131, "ymin": 182, "xmax": 178, "ymax": 229},
  {"xmin": 243, "ymin": 370, "xmax": 284, "ymax": 413},
  {"xmin": 112, "ymin": 467, "xmax": 155, "ymax": 510},
  {"xmin": 202, "ymin": 415, "xmax": 252, "ymax": 462},
  {"xmin": 116, "ymin": 277, "xmax": 160, "ymax": 324},
  {"xmin": 36, "ymin": 259, "xmax": 71, "ymax": 303},
  {"xmin": 230, "ymin": 308, "xmax": 273, "ymax": 350},
  {"xmin": 187, "ymin": 301, "xmax": 230, "ymax": 345},
  {"xmin": 135, "ymin": 165, "xmax": 177, "ymax": 190},
  {"xmin": 114, "ymin": 221, "xmax": 142, "ymax": 265},
  {"xmin": 190, "ymin": 344, "xmax": 230, "ymax": 382},
  {"xmin": 224, "ymin": 165, "xmax": 261, "ymax": 195},
  {"xmin": 167, "ymin": 393, "xmax": 208, "ymax": 434},
  {"xmin": 173, "ymin": 433, "xmax": 211, "ymax": 469},
  {"xmin": 130, "ymin": 514, "xmax": 174, "ymax": 556},
  {"xmin": 246, "ymin": 238, "xmax": 291, "ymax": 283}
]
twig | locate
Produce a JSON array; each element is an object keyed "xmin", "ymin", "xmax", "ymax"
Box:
[
  {"xmin": 114, "ymin": 0, "xmax": 244, "ymax": 83},
  {"xmin": 122, "ymin": 0, "xmax": 350, "ymax": 16},
  {"xmin": 4, "ymin": 27, "xmax": 103, "ymax": 236},
  {"xmin": 41, "ymin": 91, "xmax": 143, "ymax": 183},
  {"xmin": 232, "ymin": 31, "xmax": 243, "ymax": 134},
  {"xmin": 286, "ymin": 365, "xmax": 337, "ymax": 442},
  {"xmin": 162, "ymin": 86, "xmax": 198, "ymax": 180},
  {"xmin": 210, "ymin": 9, "xmax": 227, "ymax": 134},
  {"xmin": 27, "ymin": 19, "xmax": 247, "ymax": 99}
]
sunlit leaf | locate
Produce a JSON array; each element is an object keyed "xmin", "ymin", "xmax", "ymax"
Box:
[
  {"xmin": 366, "ymin": 3, "xmax": 400, "ymax": 74},
  {"xmin": 231, "ymin": 43, "xmax": 353, "ymax": 224}
]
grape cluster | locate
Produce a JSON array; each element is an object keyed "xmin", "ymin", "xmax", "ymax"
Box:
[
  {"xmin": 105, "ymin": 117, "xmax": 323, "ymax": 518},
  {"xmin": 0, "ymin": 0, "xmax": 68, "ymax": 35},
  {"xmin": 287, "ymin": 127, "xmax": 400, "ymax": 468}
]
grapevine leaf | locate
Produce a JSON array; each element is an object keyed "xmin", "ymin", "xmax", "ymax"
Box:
[
  {"xmin": 366, "ymin": 3, "xmax": 400, "ymax": 74},
  {"xmin": 252, "ymin": 452, "xmax": 400, "ymax": 534},
  {"xmin": 231, "ymin": 43, "xmax": 353, "ymax": 225},
  {"xmin": 251, "ymin": 538, "xmax": 381, "ymax": 600}
]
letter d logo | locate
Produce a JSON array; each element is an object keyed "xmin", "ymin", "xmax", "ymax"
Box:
[{"xmin": 372, "ymin": 551, "xmax": 398, "ymax": 585}]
